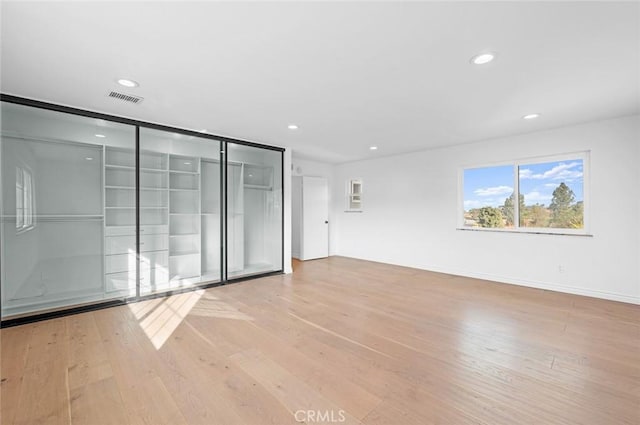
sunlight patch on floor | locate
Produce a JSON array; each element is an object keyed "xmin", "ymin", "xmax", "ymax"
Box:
[
  {"xmin": 188, "ymin": 292, "xmax": 254, "ymax": 321},
  {"xmin": 129, "ymin": 290, "xmax": 204, "ymax": 350}
]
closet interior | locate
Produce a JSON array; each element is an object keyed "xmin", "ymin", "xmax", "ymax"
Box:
[{"xmin": 0, "ymin": 100, "xmax": 283, "ymax": 320}]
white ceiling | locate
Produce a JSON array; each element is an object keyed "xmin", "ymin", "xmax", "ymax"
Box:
[{"xmin": 1, "ymin": 1, "xmax": 638, "ymax": 163}]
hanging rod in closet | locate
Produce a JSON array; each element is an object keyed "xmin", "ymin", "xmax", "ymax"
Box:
[{"xmin": 1, "ymin": 215, "xmax": 104, "ymax": 223}]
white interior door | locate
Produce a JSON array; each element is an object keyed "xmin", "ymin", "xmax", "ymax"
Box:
[{"xmin": 302, "ymin": 176, "xmax": 329, "ymax": 260}]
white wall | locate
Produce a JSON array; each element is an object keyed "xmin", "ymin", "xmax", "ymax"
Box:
[
  {"xmin": 331, "ymin": 115, "xmax": 640, "ymax": 304},
  {"xmin": 283, "ymin": 149, "xmax": 293, "ymax": 273},
  {"xmin": 291, "ymin": 176, "xmax": 302, "ymax": 259},
  {"xmin": 292, "ymin": 157, "xmax": 334, "ymax": 180}
]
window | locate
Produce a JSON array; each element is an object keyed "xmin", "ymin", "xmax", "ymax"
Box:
[
  {"xmin": 461, "ymin": 153, "xmax": 588, "ymax": 234},
  {"xmin": 16, "ymin": 166, "xmax": 34, "ymax": 232},
  {"xmin": 463, "ymin": 165, "xmax": 515, "ymax": 228},
  {"xmin": 346, "ymin": 178, "xmax": 363, "ymax": 211}
]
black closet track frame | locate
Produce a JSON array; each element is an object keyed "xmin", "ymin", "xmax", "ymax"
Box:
[
  {"xmin": 221, "ymin": 141, "xmax": 228, "ymax": 283},
  {"xmin": 281, "ymin": 150, "xmax": 285, "ymax": 273},
  {"xmin": 0, "ymin": 94, "xmax": 286, "ymax": 328},
  {"xmin": 0, "ymin": 95, "xmax": 284, "ymax": 152},
  {"xmin": 135, "ymin": 126, "xmax": 141, "ymax": 299}
]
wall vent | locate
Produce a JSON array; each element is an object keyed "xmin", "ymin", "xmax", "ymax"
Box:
[{"xmin": 108, "ymin": 91, "xmax": 143, "ymax": 104}]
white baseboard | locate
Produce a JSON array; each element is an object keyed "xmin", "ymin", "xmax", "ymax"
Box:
[
  {"xmin": 335, "ymin": 255, "xmax": 640, "ymax": 305},
  {"xmin": 427, "ymin": 266, "xmax": 640, "ymax": 305}
]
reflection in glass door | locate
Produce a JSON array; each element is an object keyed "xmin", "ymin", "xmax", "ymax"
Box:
[
  {"xmin": 226, "ymin": 143, "xmax": 282, "ymax": 279},
  {"xmin": 139, "ymin": 128, "xmax": 221, "ymax": 295},
  {"xmin": 1, "ymin": 98, "xmax": 284, "ymax": 322},
  {"xmin": 0, "ymin": 102, "xmax": 136, "ymax": 317}
]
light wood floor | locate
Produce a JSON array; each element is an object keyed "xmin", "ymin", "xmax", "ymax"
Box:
[{"xmin": 1, "ymin": 256, "xmax": 639, "ymax": 425}]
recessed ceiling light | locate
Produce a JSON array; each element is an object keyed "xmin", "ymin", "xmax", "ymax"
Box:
[
  {"xmin": 248, "ymin": 174, "xmax": 253, "ymax": 177},
  {"xmin": 117, "ymin": 78, "xmax": 139, "ymax": 88},
  {"xmin": 470, "ymin": 52, "xmax": 496, "ymax": 65},
  {"xmin": 85, "ymin": 157, "xmax": 94, "ymax": 161},
  {"xmin": 288, "ymin": 124, "xmax": 299, "ymax": 130},
  {"xmin": 523, "ymin": 113, "xmax": 541, "ymax": 120},
  {"xmin": 369, "ymin": 146, "xmax": 378, "ymax": 151},
  {"xmin": 184, "ymin": 162, "xmax": 191, "ymax": 165},
  {"xmin": 95, "ymin": 134, "xmax": 106, "ymax": 138}
]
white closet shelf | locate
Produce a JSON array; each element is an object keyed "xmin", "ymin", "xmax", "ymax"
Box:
[
  {"xmin": 6, "ymin": 215, "xmax": 104, "ymax": 223},
  {"xmin": 169, "ymin": 170, "xmax": 200, "ymax": 175},
  {"xmin": 105, "ymin": 207, "xmax": 168, "ymax": 210},
  {"xmin": 169, "ymin": 233, "xmax": 199, "ymax": 237},
  {"xmin": 201, "ymin": 271, "xmax": 221, "ymax": 279},
  {"xmin": 169, "ymin": 251, "xmax": 200, "ymax": 257},
  {"xmin": 169, "ymin": 188, "xmax": 199, "ymax": 191},
  {"xmin": 105, "ymin": 185, "xmax": 168, "ymax": 191},
  {"xmin": 105, "ymin": 164, "xmax": 133, "ymax": 169},
  {"xmin": 31, "ymin": 214, "xmax": 105, "ymax": 218},
  {"xmin": 169, "ymin": 212, "xmax": 200, "ymax": 215},
  {"xmin": 105, "ymin": 165, "xmax": 167, "ymax": 173},
  {"xmin": 103, "ymin": 226, "xmax": 169, "ymax": 233},
  {"xmin": 244, "ymin": 184, "xmax": 273, "ymax": 191},
  {"xmin": 104, "ymin": 248, "xmax": 167, "ymax": 255}
]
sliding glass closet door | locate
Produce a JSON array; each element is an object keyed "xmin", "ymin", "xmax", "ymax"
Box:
[
  {"xmin": 1, "ymin": 98, "xmax": 284, "ymax": 321},
  {"xmin": 138, "ymin": 128, "xmax": 221, "ymax": 295},
  {"xmin": 0, "ymin": 102, "xmax": 136, "ymax": 317},
  {"xmin": 226, "ymin": 143, "xmax": 282, "ymax": 278}
]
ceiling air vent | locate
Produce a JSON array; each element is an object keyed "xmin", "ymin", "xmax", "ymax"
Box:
[{"xmin": 108, "ymin": 91, "xmax": 143, "ymax": 104}]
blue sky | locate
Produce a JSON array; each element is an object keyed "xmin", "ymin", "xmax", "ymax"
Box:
[{"xmin": 464, "ymin": 160, "xmax": 584, "ymax": 210}]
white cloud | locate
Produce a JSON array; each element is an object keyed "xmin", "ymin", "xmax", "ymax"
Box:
[
  {"xmin": 519, "ymin": 168, "xmax": 533, "ymax": 179},
  {"xmin": 473, "ymin": 185, "xmax": 513, "ymax": 197},
  {"xmin": 519, "ymin": 162, "xmax": 583, "ymax": 181},
  {"xmin": 464, "ymin": 200, "xmax": 484, "ymax": 209},
  {"xmin": 464, "ymin": 197, "xmax": 505, "ymax": 209},
  {"xmin": 523, "ymin": 191, "xmax": 552, "ymax": 203}
]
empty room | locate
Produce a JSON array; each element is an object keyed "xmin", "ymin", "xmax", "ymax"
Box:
[{"xmin": 0, "ymin": 1, "xmax": 638, "ymax": 424}]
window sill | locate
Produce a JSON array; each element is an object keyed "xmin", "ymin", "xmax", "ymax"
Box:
[
  {"xmin": 16, "ymin": 225, "xmax": 35, "ymax": 235},
  {"xmin": 456, "ymin": 227, "xmax": 593, "ymax": 237}
]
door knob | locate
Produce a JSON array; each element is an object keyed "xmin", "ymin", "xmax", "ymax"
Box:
[{"xmin": 324, "ymin": 220, "xmax": 328, "ymax": 224}]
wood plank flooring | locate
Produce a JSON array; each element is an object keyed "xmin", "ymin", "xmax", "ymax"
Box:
[{"xmin": 1, "ymin": 256, "xmax": 639, "ymax": 424}]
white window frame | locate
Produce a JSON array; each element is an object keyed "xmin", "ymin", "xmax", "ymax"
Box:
[
  {"xmin": 346, "ymin": 178, "xmax": 363, "ymax": 212},
  {"xmin": 458, "ymin": 151, "xmax": 590, "ymax": 235},
  {"xmin": 16, "ymin": 166, "xmax": 35, "ymax": 234}
]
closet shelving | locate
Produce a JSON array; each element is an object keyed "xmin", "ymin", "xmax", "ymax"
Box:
[
  {"xmin": 226, "ymin": 162, "xmax": 244, "ymax": 274},
  {"xmin": 102, "ymin": 150, "xmax": 276, "ymax": 292},
  {"xmin": 200, "ymin": 159, "xmax": 221, "ymax": 282},
  {"xmin": 104, "ymin": 148, "xmax": 169, "ymax": 295},
  {"xmin": 243, "ymin": 163, "xmax": 273, "ymax": 191},
  {"xmin": 168, "ymin": 154, "xmax": 201, "ymax": 284},
  {"xmin": 1, "ymin": 101, "xmax": 284, "ymax": 320}
]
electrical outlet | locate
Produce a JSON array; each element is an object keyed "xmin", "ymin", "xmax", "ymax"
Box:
[{"xmin": 558, "ymin": 265, "xmax": 565, "ymax": 273}]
